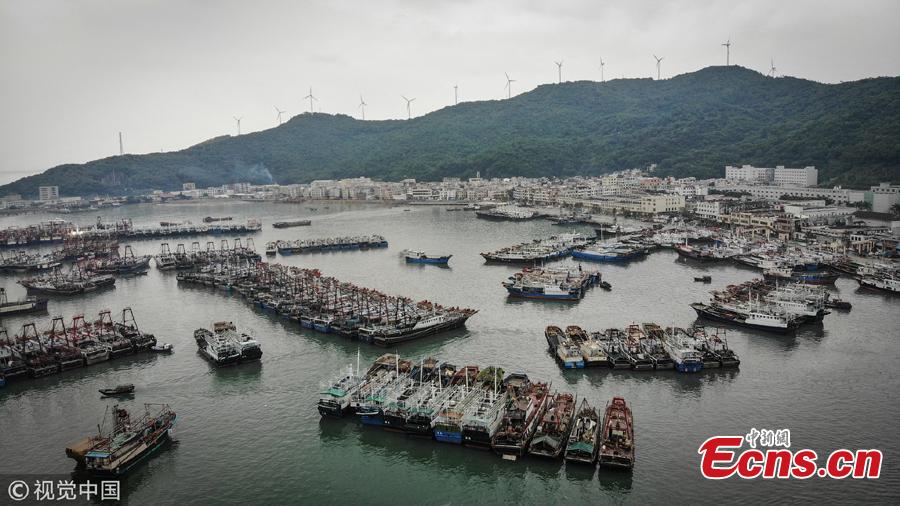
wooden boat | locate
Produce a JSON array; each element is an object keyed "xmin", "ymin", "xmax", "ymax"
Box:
[
  {"xmin": 99, "ymin": 384, "xmax": 135, "ymax": 397},
  {"xmin": 528, "ymin": 391, "xmax": 576, "ymax": 458},
  {"xmin": 564, "ymin": 398, "xmax": 600, "ymax": 464},
  {"xmin": 598, "ymin": 396, "xmax": 634, "ymax": 470}
]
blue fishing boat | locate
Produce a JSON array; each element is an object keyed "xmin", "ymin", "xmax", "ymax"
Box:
[
  {"xmin": 572, "ymin": 243, "xmax": 646, "ymax": 263},
  {"xmin": 402, "ymin": 250, "xmax": 452, "ymax": 265}
]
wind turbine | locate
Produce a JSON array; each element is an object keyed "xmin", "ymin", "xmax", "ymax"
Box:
[
  {"xmin": 653, "ymin": 54, "xmax": 664, "ymax": 80},
  {"xmin": 599, "ymin": 57, "xmax": 606, "ymax": 82},
  {"xmin": 118, "ymin": 132, "xmax": 124, "ymax": 155},
  {"xmin": 453, "ymin": 84, "xmax": 458, "ymax": 105},
  {"xmin": 722, "ymin": 38, "xmax": 732, "ymax": 66},
  {"xmin": 555, "ymin": 60, "xmax": 563, "ymax": 83},
  {"xmin": 274, "ymin": 106, "xmax": 286, "ymax": 125},
  {"xmin": 233, "ymin": 116, "xmax": 242, "ymax": 135},
  {"xmin": 303, "ymin": 87, "xmax": 317, "ymax": 113},
  {"xmin": 358, "ymin": 95, "xmax": 367, "ymax": 120},
  {"xmin": 769, "ymin": 58, "xmax": 777, "ymax": 78},
  {"xmin": 504, "ymin": 72, "xmax": 515, "ymax": 98},
  {"xmin": 401, "ymin": 95, "xmax": 415, "ymax": 119}
]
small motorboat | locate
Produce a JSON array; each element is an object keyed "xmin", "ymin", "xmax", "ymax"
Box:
[
  {"xmin": 694, "ymin": 275, "xmax": 712, "ymax": 283},
  {"xmin": 825, "ymin": 298, "xmax": 852, "ymax": 310},
  {"xmin": 99, "ymin": 384, "xmax": 135, "ymax": 397},
  {"xmin": 151, "ymin": 343, "xmax": 174, "ymax": 353},
  {"xmin": 599, "ymin": 281, "xmax": 612, "ymax": 290}
]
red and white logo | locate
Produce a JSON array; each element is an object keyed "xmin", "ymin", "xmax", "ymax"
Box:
[{"xmin": 698, "ymin": 429, "xmax": 882, "ymax": 480}]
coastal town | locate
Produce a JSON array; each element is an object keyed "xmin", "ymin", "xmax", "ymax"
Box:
[{"xmin": 1, "ymin": 1, "xmax": 898, "ymax": 502}]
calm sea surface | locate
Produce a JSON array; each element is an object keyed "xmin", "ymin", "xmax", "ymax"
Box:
[{"xmin": 0, "ymin": 201, "xmax": 898, "ymax": 504}]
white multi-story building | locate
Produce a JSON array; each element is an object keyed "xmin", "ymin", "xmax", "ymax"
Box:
[
  {"xmin": 870, "ymin": 182, "xmax": 900, "ymax": 213},
  {"xmin": 725, "ymin": 165, "xmax": 818, "ymax": 187},
  {"xmin": 725, "ymin": 165, "xmax": 773, "ymax": 184},
  {"xmin": 38, "ymin": 186, "xmax": 59, "ymax": 201},
  {"xmin": 694, "ymin": 201, "xmax": 726, "ymax": 220},
  {"xmin": 773, "ymin": 166, "xmax": 818, "ymax": 187},
  {"xmin": 182, "ymin": 182, "xmax": 196, "ymax": 191},
  {"xmin": 639, "ymin": 194, "xmax": 685, "ymax": 214},
  {"xmin": 715, "ymin": 183, "xmax": 864, "ymax": 204}
]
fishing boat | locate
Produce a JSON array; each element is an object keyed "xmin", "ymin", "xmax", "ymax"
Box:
[
  {"xmin": 66, "ymin": 404, "xmax": 176, "ymax": 476},
  {"xmin": 461, "ymin": 367, "xmax": 507, "ymax": 449},
  {"xmin": 431, "ymin": 380, "xmax": 479, "ymax": 443},
  {"xmin": 194, "ymin": 321, "xmax": 261, "ymax": 366},
  {"xmin": 528, "ymin": 391, "xmax": 576, "ymax": 459},
  {"xmin": 98, "ymin": 384, "xmax": 135, "ymax": 397},
  {"xmin": 857, "ymin": 275, "xmax": 900, "ymax": 294},
  {"xmin": 565, "ymin": 399, "xmax": 600, "ymax": 464},
  {"xmin": 0, "ymin": 288, "xmax": 48, "ymax": 316},
  {"xmin": 694, "ymin": 275, "xmax": 712, "ymax": 283},
  {"xmin": 598, "ymin": 397, "xmax": 635, "ymax": 470},
  {"xmin": 491, "ymin": 373, "xmax": 551, "ymax": 457},
  {"xmin": 572, "ymin": 243, "xmax": 647, "ymax": 263},
  {"xmin": 566, "ymin": 326, "xmax": 607, "ymax": 367},
  {"xmin": 640, "ymin": 323, "xmax": 674, "ymax": 369},
  {"xmin": 764, "ymin": 266, "xmax": 839, "ymax": 286},
  {"xmin": 663, "ymin": 327, "xmax": 704, "ymax": 373},
  {"xmin": 318, "ymin": 369, "xmax": 361, "ymax": 417},
  {"xmin": 690, "ymin": 302, "xmax": 799, "ymax": 334},
  {"xmin": 598, "ymin": 329, "xmax": 632, "ymax": 369},
  {"xmin": 622, "ymin": 324, "xmax": 654, "ymax": 371},
  {"xmin": 704, "ymin": 328, "xmax": 741, "ymax": 368},
  {"xmin": 402, "ymin": 250, "xmax": 452, "ymax": 265}
]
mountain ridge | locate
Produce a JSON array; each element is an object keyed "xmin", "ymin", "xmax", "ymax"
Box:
[{"xmin": 3, "ymin": 65, "xmax": 899, "ymax": 198}]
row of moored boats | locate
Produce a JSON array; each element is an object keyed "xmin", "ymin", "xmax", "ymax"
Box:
[{"xmin": 318, "ymin": 354, "xmax": 635, "ymax": 467}]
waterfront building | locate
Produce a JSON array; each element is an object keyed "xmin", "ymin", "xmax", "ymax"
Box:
[{"xmin": 38, "ymin": 185, "xmax": 59, "ymax": 201}]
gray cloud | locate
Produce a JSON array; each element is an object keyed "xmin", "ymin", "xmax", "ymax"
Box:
[{"xmin": 1, "ymin": 0, "xmax": 898, "ymax": 184}]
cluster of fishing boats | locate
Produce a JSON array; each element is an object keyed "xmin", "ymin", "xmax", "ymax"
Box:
[
  {"xmin": 194, "ymin": 321, "xmax": 262, "ymax": 366},
  {"xmin": 176, "ymin": 260, "xmax": 477, "ymax": 345},
  {"xmin": 266, "ymin": 235, "xmax": 388, "ymax": 255},
  {"xmin": 572, "ymin": 241, "xmax": 650, "ymax": 263},
  {"xmin": 692, "ymin": 279, "xmax": 841, "ymax": 333},
  {"xmin": 155, "ymin": 238, "xmax": 261, "ymax": 270},
  {"xmin": 0, "ymin": 220, "xmax": 74, "ymax": 248},
  {"xmin": 66, "ymin": 403, "xmax": 176, "ymax": 476},
  {"xmin": 502, "ymin": 266, "xmax": 606, "ymax": 300},
  {"xmin": 481, "ymin": 233, "xmax": 591, "ymax": 263},
  {"xmin": 318, "ymin": 354, "xmax": 635, "ymax": 467},
  {"xmin": 0, "ymin": 308, "xmax": 157, "ymax": 383},
  {"xmin": 80, "ymin": 245, "xmax": 152, "ymax": 276},
  {"xmin": 545, "ymin": 324, "xmax": 739, "ymax": 372},
  {"xmin": 0, "ymin": 249, "xmax": 64, "ymax": 272},
  {"xmin": 19, "ymin": 267, "xmax": 116, "ymax": 295},
  {"xmin": 474, "ymin": 205, "xmax": 538, "ymax": 221},
  {"xmin": 80, "ymin": 218, "xmax": 263, "ymax": 239}
]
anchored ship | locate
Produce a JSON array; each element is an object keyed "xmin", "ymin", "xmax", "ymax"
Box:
[
  {"xmin": 66, "ymin": 404, "xmax": 176, "ymax": 476},
  {"xmin": 194, "ymin": 321, "xmax": 262, "ymax": 366}
]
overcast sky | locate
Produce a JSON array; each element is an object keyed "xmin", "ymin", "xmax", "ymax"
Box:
[{"xmin": 1, "ymin": 0, "xmax": 898, "ymax": 184}]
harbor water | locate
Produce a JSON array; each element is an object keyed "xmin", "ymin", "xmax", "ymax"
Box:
[{"xmin": 0, "ymin": 201, "xmax": 898, "ymax": 504}]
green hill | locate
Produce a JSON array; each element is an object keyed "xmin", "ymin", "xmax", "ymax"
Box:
[{"xmin": 4, "ymin": 66, "xmax": 899, "ymax": 198}]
